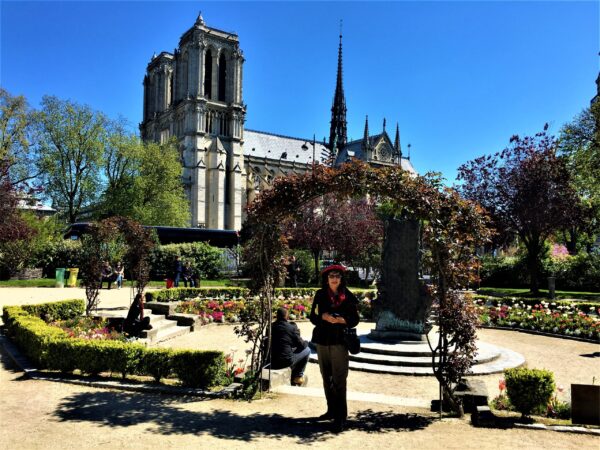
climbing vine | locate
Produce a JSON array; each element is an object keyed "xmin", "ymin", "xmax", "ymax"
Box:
[{"xmin": 242, "ymin": 160, "xmax": 491, "ymax": 412}]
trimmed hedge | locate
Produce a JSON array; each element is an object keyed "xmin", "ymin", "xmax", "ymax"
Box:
[
  {"xmin": 504, "ymin": 367, "xmax": 555, "ymax": 417},
  {"xmin": 171, "ymin": 350, "xmax": 226, "ymax": 388},
  {"xmin": 3, "ymin": 301, "xmax": 225, "ymax": 388},
  {"xmin": 150, "ymin": 242, "xmax": 225, "ymax": 280},
  {"xmin": 481, "ymin": 253, "xmax": 600, "ymax": 291}
]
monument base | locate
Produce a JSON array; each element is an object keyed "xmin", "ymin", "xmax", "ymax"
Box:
[
  {"xmin": 369, "ymin": 310, "xmax": 432, "ymax": 342},
  {"xmin": 367, "ymin": 329, "xmax": 429, "ymax": 342}
]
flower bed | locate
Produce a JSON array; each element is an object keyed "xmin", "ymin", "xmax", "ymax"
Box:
[
  {"xmin": 50, "ymin": 316, "xmax": 125, "ymax": 341},
  {"xmin": 174, "ymin": 292, "xmax": 376, "ymax": 324},
  {"xmin": 476, "ymin": 297, "xmax": 600, "ymax": 341}
]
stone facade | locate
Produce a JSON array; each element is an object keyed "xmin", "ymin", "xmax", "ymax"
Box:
[{"xmin": 140, "ymin": 15, "xmax": 416, "ymax": 230}]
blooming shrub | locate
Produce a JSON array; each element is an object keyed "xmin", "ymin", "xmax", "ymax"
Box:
[{"xmin": 476, "ymin": 297, "xmax": 600, "ymax": 341}]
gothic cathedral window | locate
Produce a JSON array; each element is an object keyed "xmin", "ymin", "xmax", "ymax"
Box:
[
  {"xmin": 218, "ymin": 53, "xmax": 227, "ymax": 102},
  {"xmin": 205, "ymin": 49, "xmax": 212, "ymax": 99}
]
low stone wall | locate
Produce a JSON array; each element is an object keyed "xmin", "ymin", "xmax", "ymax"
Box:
[{"xmin": 10, "ymin": 268, "xmax": 43, "ymax": 280}]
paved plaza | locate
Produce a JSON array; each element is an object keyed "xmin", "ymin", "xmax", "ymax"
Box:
[{"xmin": 1, "ymin": 287, "xmax": 599, "ymax": 449}]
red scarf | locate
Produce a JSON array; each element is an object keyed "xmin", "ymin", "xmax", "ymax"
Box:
[{"xmin": 328, "ymin": 288, "xmax": 346, "ymax": 308}]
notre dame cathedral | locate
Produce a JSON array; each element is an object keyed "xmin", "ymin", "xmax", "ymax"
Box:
[{"xmin": 140, "ymin": 14, "xmax": 416, "ymax": 230}]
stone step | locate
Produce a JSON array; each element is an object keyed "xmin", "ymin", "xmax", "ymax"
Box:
[
  {"xmin": 348, "ymin": 346, "xmax": 500, "ymax": 367},
  {"xmin": 144, "ymin": 313, "xmax": 172, "ymax": 328},
  {"xmin": 139, "ymin": 324, "xmax": 191, "ymax": 345},
  {"xmin": 139, "ymin": 313, "xmax": 191, "ymax": 344},
  {"xmin": 307, "ymin": 340, "xmax": 525, "ymax": 376}
]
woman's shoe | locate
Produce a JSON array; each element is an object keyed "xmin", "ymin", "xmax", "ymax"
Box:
[{"xmin": 316, "ymin": 411, "xmax": 334, "ymax": 421}]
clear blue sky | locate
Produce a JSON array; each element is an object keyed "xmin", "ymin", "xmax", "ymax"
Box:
[{"xmin": 1, "ymin": 1, "xmax": 598, "ymax": 182}]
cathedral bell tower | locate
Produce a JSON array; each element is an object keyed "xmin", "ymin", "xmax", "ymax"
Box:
[{"xmin": 140, "ymin": 13, "xmax": 246, "ymax": 230}]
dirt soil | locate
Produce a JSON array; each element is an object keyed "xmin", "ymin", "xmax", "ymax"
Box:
[{"xmin": 1, "ymin": 287, "xmax": 599, "ymax": 449}]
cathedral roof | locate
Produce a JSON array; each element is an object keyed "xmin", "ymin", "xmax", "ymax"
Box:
[
  {"xmin": 244, "ymin": 130, "xmax": 329, "ymax": 165},
  {"xmin": 338, "ymin": 133, "xmax": 417, "ymax": 174}
]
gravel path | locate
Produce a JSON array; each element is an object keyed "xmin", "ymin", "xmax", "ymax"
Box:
[{"xmin": 1, "ymin": 287, "xmax": 599, "ymax": 449}]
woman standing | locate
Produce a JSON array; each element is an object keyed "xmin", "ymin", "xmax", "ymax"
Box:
[{"xmin": 310, "ymin": 264, "xmax": 359, "ymax": 432}]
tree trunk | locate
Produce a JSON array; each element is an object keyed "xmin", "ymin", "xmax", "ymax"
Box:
[
  {"xmin": 565, "ymin": 228, "xmax": 578, "ymax": 255},
  {"xmin": 525, "ymin": 240, "xmax": 542, "ymax": 295}
]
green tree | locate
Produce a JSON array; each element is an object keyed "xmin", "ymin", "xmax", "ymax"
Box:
[
  {"xmin": 0, "ymin": 88, "xmax": 40, "ymax": 189},
  {"xmin": 96, "ymin": 118, "xmax": 139, "ymax": 219},
  {"xmin": 558, "ymin": 104, "xmax": 600, "ymax": 253},
  {"xmin": 35, "ymin": 96, "xmax": 107, "ymax": 223},
  {"xmin": 98, "ymin": 136, "xmax": 190, "ymax": 226},
  {"xmin": 132, "ymin": 139, "xmax": 190, "ymax": 226}
]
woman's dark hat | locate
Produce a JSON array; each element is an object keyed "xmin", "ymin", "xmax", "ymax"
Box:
[{"xmin": 321, "ymin": 264, "xmax": 347, "ymax": 276}]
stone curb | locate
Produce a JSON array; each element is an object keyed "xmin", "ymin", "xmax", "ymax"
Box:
[
  {"xmin": 0, "ymin": 332, "xmax": 240, "ymax": 398},
  {"xmin": 479, "ymin": 325, "xmax": 599, "ymax": 344},
  {"xmin": 514, "ymin": 422, "xmax": 600, "ymax": 436}
]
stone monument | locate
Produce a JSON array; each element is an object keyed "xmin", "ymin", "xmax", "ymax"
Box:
[{"xmin": 368, "ymin": 217, "xmax": 433, "ymax": 341}]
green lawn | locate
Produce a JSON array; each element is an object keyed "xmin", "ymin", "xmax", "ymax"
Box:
[{"xmin": 477, "ymin": 287, "xmax": 600, "ymax": 301}]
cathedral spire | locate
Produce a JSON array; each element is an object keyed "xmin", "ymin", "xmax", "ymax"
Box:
[
  {"xmin": 328, "ymin": 24, "xmax": 347, "ymax": 156},
  {"xmin": 394, "ymin": 123, "xmax": 402, "ymax": 160},
  {"xmin": 362, "ymin": 115, "xmax": 370, "ymax": 152}
]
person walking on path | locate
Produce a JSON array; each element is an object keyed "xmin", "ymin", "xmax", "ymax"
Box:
[
  {"xmin": 309, "ymin": 264, "xmax": 359, "ymax": 433},
  {"xmin": 271, "ymin": 307, "xmax": 311, "ymax": 386}
]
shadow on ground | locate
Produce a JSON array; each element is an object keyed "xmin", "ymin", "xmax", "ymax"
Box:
[{"xmin": 53, "ymin": 391, "xmax": 434, "ymax": 443}]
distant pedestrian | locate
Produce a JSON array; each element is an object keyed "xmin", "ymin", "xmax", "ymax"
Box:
[
  {"xmin": 114, "ymin": 262, "xmax": 125, "ymax": 289},
  {"xmin": 173, "ymin": 256, "xmax": 183, "ymax": 288},
  {"xmin": 183, "ymin": 261, "xmax": 195, "ymax": 287}
]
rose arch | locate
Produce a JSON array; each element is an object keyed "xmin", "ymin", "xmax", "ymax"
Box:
[{"xmin": 241, "ymin": 160, "xmax": 491, "ymax": 414}]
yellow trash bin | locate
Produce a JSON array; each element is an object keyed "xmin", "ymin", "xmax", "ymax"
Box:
[{"xmin": 66, "ymin": 268, "xmax": 79, "ymax": 287}]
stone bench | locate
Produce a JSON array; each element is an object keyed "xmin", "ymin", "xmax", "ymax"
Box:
[{"xmin": 260, "ymin": 365, "xmax": 292, "ymax": 389}]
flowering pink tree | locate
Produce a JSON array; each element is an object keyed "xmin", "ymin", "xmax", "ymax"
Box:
[{"xmin": 458, "ymin": 127, "xmax": 581, "ymax": 294}]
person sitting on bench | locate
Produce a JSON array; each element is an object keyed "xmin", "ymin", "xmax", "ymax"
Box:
[
  {"xmin": 100, "ymin": 261, "xmax": 116, "ymax": 289},
  {"xmin": 123, "ymin": 293, "xmax": 153, "ymax": 337},
  {"xmin": 271, "ymin": 307, "xmax": 311, "ymax": 386}
]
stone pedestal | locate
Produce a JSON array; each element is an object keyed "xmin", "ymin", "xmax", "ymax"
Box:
[{"xmin": 368, "ymin": 217, "xmax": 432, "ymax": 342}]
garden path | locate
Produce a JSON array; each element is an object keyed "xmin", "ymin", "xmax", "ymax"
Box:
[{"xmin": 2, "ymin": 286, "xmax": 599, "ymax": 449}]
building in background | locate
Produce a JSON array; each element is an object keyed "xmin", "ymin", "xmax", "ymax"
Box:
[{"xmin": 140, "ymin": 14, "xmax": 415, "ymax": 230}]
